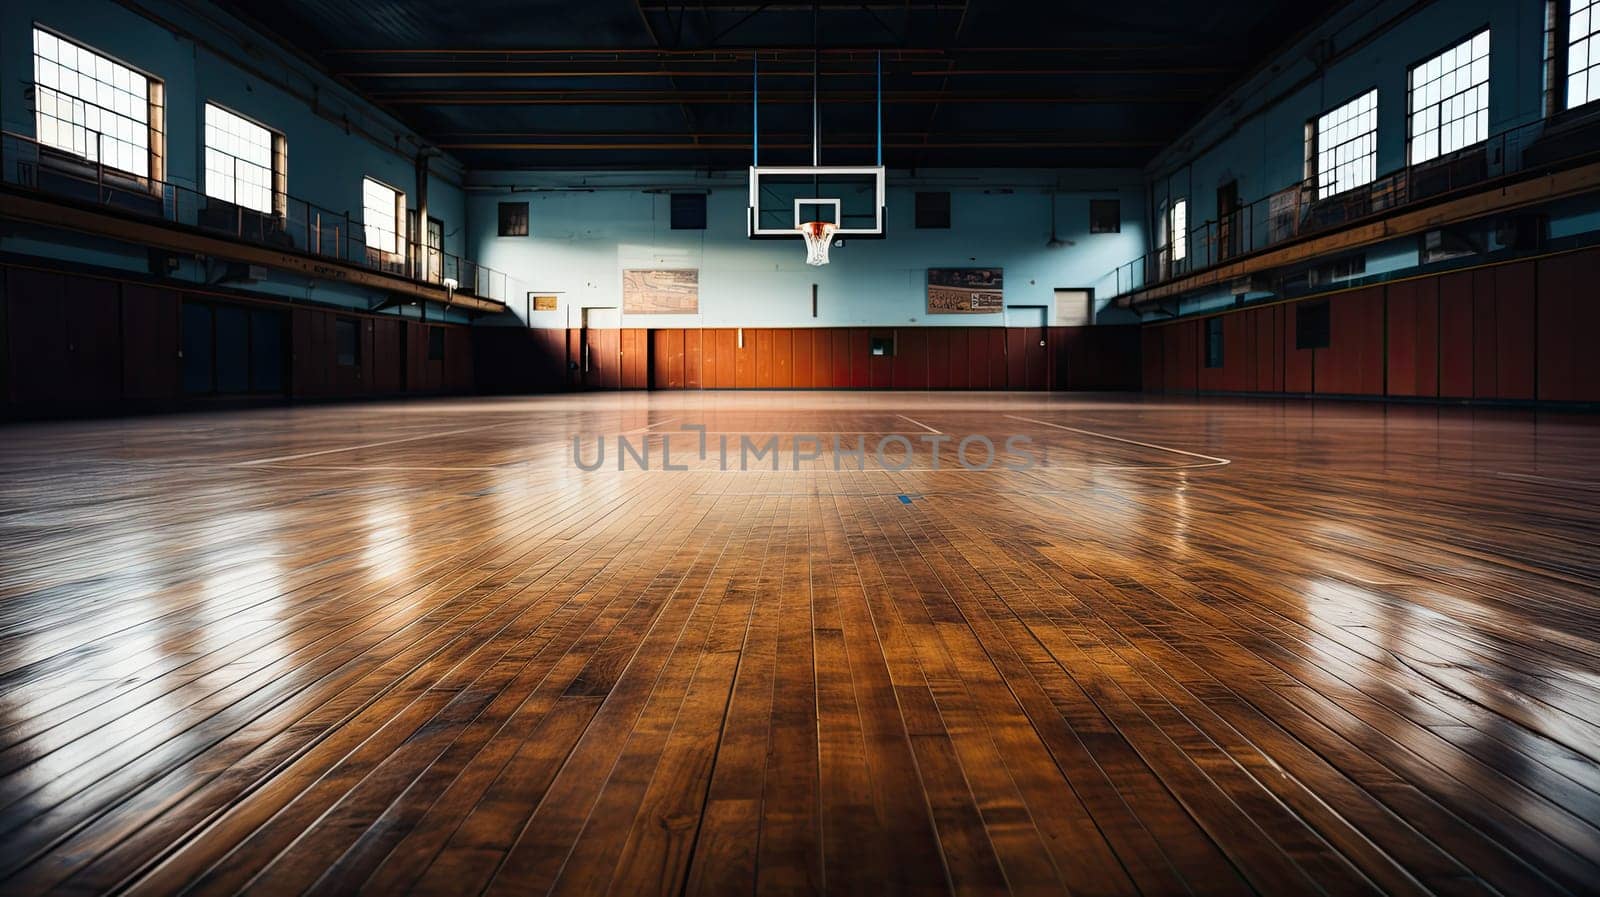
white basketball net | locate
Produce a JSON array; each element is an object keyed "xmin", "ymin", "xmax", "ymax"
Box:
[{"xmin": 797, "ymin": 221, "xmax": 838, "ymax": 266}]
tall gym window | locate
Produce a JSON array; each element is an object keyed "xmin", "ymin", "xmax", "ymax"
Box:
[
  {"xmin": 363, "ymin": 177, "xmax": 404, "ymax": 256},
  {"xmin": 498, "ymin": 201, "xmax": 529, "ymax": 236},
  {"xmin": 1169, "ymin": 199, "xmax": 1188, "ymax": 261},
  {"xmin": 1409, "ymin": 31, "xmax": 1490, "ymax": 164},
  {"xmin": 1570, "ymin": 0, "xmax": 1600, "ymax": 107},
  {"xmin": 670, "ymin": 193, "xmax": 706, "ymax": 230},
  {"xmin": 204, "ymin": 103, "xmax": 283, "ymax": 216},
  {"xmin": 1308, "ymin": 90, "xmax": 1378, "ymax": 199},
  {"xmin": 31, "ymin": 28, "xmax": 163, "ymax": 180}
]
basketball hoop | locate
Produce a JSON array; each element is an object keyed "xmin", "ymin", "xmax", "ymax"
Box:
[{"xmin": 797, "ymin": 221, "xmax": 838, "ymax": 266}]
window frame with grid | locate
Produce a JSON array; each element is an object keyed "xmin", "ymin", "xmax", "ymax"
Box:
[
  {"xmin": 1307, "ymin": 89, "xmax": 1379, "ymax": 200},
  {"xmin": 204, "ymin": 102, "xmax": 285, "ymax": 217},
  {"xmin": 31, "ymin": 26, "xmax": 164, "ymax": 183},
  {"xmin": 1569, "ymin": 0, "xmax": 1600, "ymax": 108},
  {"xmin": 1408, "ymin": 29, "xmax": 1490, "ymax": 165},
  {"xmin": 362, "ymin": 177, "xmax": 405, "ymax": 257}
]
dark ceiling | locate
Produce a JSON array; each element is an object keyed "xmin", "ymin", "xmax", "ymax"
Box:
[{"xmin": 215, "ymin": 0, "xmax": 1344, "ymax": 170}]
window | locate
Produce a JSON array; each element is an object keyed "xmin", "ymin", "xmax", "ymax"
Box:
[
  {"xmin": 1570, "ymin": 0, "xmax": 1600, "ymax": 107},
  {"xmin": 31, "ymin": 28, "xmax": 161, "ymax": 179},
  {"xmin": 870, "ymin": 335, "xmax": 895, "ymax": 357},
  {"xmin": 1296, "ymin": 301, "xmax": 1331, "ymax": 350},
  {"xmin": 1089, "ymin": 199, "xmax": 1120, "ymax": 233},
  {"xmin": 335, "ymin": 318, "xmax": 360, "ymax": 367},
  {"xmin": 915, "ymin": 192, "xmax": 951, "ymax": 229},
  {"xmin": 1169, "ymin": 199, "xmax": 1188, "ymax": 261},
  {"xmin": 1204, "ymin": 317, "xmax": 1224, "ymax": 368},
  {"xmin": 1409, "ymin": 32, "xmax": 1490, "ymax": 164},
  {"xmin": 1309, "ymin": 90, "xmax": 1378, "ymax": 199},
  {"xmin": 363, "ymin": 178, "xmax": 403, "ymax": 255},
  {"xmin": 670, "ymin": 193, "xmax": 706, "ymax": 230},
  {"xmin": 498, "ymin": 201, "xmax": 529, "ymax": 236},
  {"xmin": 428, "ymin": 327, "xmax": 446, "ymax": 361},
  {"xmin": 204, "ymin": 103, "xmax": 281, "ymax": 215}
]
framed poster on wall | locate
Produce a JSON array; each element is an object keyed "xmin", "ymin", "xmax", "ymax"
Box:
[
  {"xmin": 622, "ymin": 269, "xmax": 699, "ymax": 314},
  {"xmin": 927, "ymin": 268, "xmax": 1003, "ymax": 314}
]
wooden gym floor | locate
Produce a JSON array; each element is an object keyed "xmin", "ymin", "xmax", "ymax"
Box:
[{"xmin": 0, "ymin": 391, "xmax": 1597, "ymax": 896}]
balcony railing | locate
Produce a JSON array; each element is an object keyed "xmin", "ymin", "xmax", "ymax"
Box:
[
  {"xmin": 2, "ymin": 130, "xmax": 511, "ymax": 304},
  {"xmin": 1106, "ymin": 118, "xmax": 1588, "ymax": 300}
]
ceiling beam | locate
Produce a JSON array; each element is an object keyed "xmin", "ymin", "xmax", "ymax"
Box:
[{"xmin": 375, "ymin": 90, "xmax": 1210, "ymax": 104}]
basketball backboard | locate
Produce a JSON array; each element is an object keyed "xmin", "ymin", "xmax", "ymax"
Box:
[{"xmin": 748, "ymin": 166, "xmax": 885, "ymax": 240}]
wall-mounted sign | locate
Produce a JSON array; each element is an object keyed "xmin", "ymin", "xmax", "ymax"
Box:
[
  {"xmin": 927, "ymin": 268, "xmax": 1004, "ymax": 314},
  {"xmin": 622, "ymin": 269, "xmax": 699, "ymax": 314},
  {"xmin": 530, "ymin": 295, "xmax": 559, "ymax": 312}
]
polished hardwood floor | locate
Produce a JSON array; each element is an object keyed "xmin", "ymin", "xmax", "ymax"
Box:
[{"xmin": 0, "ymin": 391, "xmax": 1597, "ymax": 896}]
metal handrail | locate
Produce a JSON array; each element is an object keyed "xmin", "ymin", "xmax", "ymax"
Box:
[
  {"xmin": 1, "ymin": 129, "xmax": 513, "ymax": 304},
  {"xmin": 1104, "ymin": 118, "xmax": 1570, "ymax": 300}
]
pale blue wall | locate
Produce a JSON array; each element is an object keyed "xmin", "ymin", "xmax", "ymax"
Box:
[
  {"xmin": 1, "ymin": 0, "xmax": 468, "ymax": 318},
  {"xmin": 467, "ymin": 169, "xmax": 1145, "ymax": 328}
]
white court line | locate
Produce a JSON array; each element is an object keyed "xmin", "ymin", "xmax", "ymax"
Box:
[
  {"xmin": 1004, "ymin": 415, "xmax": 1231, "ymax": 468},
  {"xmin": 896, "ymin": 414, "xmax": 942, "ymax": 434},
  {"xmin": 233, "ymin": 424, "xmax": 504, "ymax": 466}
]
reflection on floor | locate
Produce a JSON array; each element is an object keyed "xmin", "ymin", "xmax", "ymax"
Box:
[{"xmin": 0, "ymin": 391, "xmax": 1596, "ymax": 895}]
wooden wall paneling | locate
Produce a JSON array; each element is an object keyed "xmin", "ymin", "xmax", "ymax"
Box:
[
  {"xmin": 1174, "ymin": 320, "xmax": 1199, "ymax": 392},
  {"xmin": 685, "ymin": 329, "xmax": 702, "ymax": 389},
  {"xmin": 867, "ymin": 330, "xmax": 893, "ymax": 389},
  {"xmin": 6, "ymin": 268, "xmax": 66, "ymax": 404},
  {"xmin": 372, "ymin": 318, "xmax": 401, "ymax": 393},
  {"xmin": 624, "ymin": 329, "xmax": 648, "ymax": 389},
  {"xmin": 1283, "ymin": 303, "xmax": 1314, "ymax": 393},
  {"xmin": 772, "ymin": 328, "xmax": 792, "ymax": 388},
  {"xmin": 831, "ymin": 328, "xmax": 851, "ymax": 388},
  {"xmin": 988, "ymin": 329, "xmax": 1009, "ymax": 389},
  {"xmin": 121, "ymin": 284, "xmax": 180, "ymax": 401},
  {"xmin": 1314, "ymin": 287, "xmax": 1384, "ymax": 395},
  {"xmin": 1437, "ymin": 271, "xmax": 1474, "ymax": 397},
  {"xmin": 669, "ymin": 328, "xmax": 686, "ymax": 389},
  {"xmin": 1141, "ymin": 326, "xmax": 1164, "ymax": 391},
  {"xmin": 813, "ymin": 328, "xmax": 834, "ymax": 388},
  {"xmin": 734, "ymin": 329, "xmax": 754, "ymax": 388},
  {"xmin": 650, "ymin": 330, "xmax": 671, "ymax": 388},
  {"xmin": 792, "ymin": 328, "xmax": 814, "ymax": 387},
  {"xmin": 895, "ymin": 328, "xmax": 928, "ymax": 389},
  {"xmin": 64, "ymin": 276, "xmax": 122, "ymax": 403},
  {"xmin": 1005, "ymin": 328, "xmax": 1027, "ymax": 389},
  {"xmin": 1493, "ymin": 262, "xmax": 1536, "ymax": 400},
  {"xmin": 716, "ymin": 328, "xmax": 737, "ymax": 388},
  {"xmin": 1536, "ymin": 248, "xmax": 1600, "ymax": 401},
  {"xmin": 967, "ymin": 328, "xmax": 991, "ymax": 389},
  {"xmin": 926, "ymin": 328, "xmax": 950, "ymax": 389},
  {"xmin": 751, "ymin": 329, "xmax": 771, "ymax": 387},
  {"xmin": 1387, "ymin": 279, "xmax": 1439, "ymax": 397},
  {"xmin": 1159, "ymin": 325, "xmax": 1181, "ymax": 392},
  {"xmin": 1167, "ymin": 320, "xmax": 1186, "ymax": 392},
  {"xmin": 1471, "ymin": 269, "xmax": 1498, "ymax": 399},
  {"xmin": 849, "ymin": 329, "xmax": 870, "ymax": 388},
  {"xmin": 445, "ymin": 327, "xmax": 473, "ymax": 391}
]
